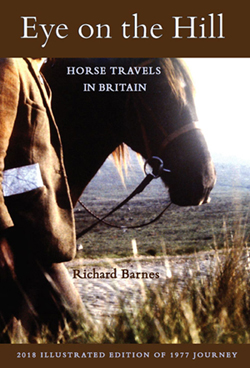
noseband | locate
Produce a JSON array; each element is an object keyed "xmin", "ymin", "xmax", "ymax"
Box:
[
  {"xmin": 159, "ymin": 121, "xmax": 200, "ymax": 156},
  {"xmin": 77, "ymin": 121, "xmax": 200, "ymax": 238}
]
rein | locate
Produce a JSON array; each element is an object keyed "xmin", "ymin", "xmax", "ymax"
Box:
[
  {"xmin": 76, "ymin": 121, "xmax": 200, "ymax": 239},
  {"xmin": 77, "ymin": 157, "xmax": 171, "ymax": 238}
]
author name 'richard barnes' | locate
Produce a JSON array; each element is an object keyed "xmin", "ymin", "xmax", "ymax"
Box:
[{"xmin": 72, "ymin": 268, "xmax": 159, "ymax": 279}]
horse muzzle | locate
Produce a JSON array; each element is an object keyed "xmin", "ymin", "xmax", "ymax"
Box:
[{"xmin": 168, "ymin": 178, "xmax": 215, "ymax": 207}]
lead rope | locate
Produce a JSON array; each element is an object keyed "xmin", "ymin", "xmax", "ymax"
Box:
[{"xmin": 76, "ymin": 157, "xmax": 171, "ymax": 238}]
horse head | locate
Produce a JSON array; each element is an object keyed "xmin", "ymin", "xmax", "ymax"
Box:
[
  {"xmin": 121, "ymin": 58, "xmax": 216, "ymax": 206},
  {"xmin": 42, "ymin": 58, "xmax": 216, "ymax": 207}
]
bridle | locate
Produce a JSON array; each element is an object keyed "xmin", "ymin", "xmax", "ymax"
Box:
[{"xmin": 76, "ymin": 121, "xmax": 200, "ymax": 238}]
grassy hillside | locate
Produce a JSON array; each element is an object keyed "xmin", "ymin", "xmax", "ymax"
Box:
[{"xmin": 75, "ymin": 150, "xmax": 250, "ymax": 258}]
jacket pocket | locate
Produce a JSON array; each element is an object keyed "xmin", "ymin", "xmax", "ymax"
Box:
[{"xmin": 4, "ymin": 186, "xmax": 46, "ymax": 212}]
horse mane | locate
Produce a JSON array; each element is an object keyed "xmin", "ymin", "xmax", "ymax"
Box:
[
  {"xmin": 111, "ymin": 58, "xmax": 195, "ymax": 177},
  {"xmin": 110, "ymin": 144, "xmax": 130, "ymax": 184}
]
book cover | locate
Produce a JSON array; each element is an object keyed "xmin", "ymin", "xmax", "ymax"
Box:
[{"xmin": 0, "ymin": 1, "xmax": 249, "ymax": 368}]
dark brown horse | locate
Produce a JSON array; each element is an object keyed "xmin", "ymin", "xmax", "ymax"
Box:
[
  {"xmin": 0, "ymin": 58, "xmax": 216, "ymax": 342},
  {"xmin": 44, "ymin": 58, "xmax": 215, "ymax": 208}
]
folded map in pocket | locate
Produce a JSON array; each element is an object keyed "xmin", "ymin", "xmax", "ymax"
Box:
[{"xmin": 2, "ymin": 163, "xmax": 44, "ymax": 197}]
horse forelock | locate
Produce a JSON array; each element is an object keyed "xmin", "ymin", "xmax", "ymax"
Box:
[{"xmin": 160, "ymin": 58, "xmax": 195, "ymax": 104}]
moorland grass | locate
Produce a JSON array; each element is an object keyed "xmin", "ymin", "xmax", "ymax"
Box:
[{"xmin": 6, "ymin": 221, "xmax": 250, "ymax": 344}]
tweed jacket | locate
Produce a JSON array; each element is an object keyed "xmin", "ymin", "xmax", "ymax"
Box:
[{"xmin": 0, "ymin": 58, "xmax": 76, "ymax": 263}]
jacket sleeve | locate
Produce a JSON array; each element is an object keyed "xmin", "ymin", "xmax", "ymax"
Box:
[{"xmin": 0, "ymin": 58, "xmax": 20, "ymax": 231}]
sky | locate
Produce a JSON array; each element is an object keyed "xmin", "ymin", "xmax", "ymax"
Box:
[{"xmin": 183, "ymin": 58, "xmax": 250, "ymax": 163}]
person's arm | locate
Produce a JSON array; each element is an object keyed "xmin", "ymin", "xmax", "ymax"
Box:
[{"xmin": 0, "ymin": 58, "xmax": 20, "ymax": 233}]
